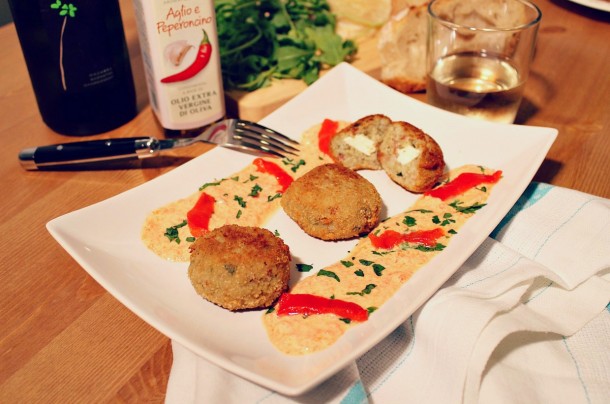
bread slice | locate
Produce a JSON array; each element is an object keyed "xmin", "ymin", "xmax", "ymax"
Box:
[
  {"xmin": 377, "ymin": 3, "xmax": 429, "ymax": 93},
  {"xmin": 329, "ymin": 114, "xmax": 392, "ymax": 170},
  {"xmin": 378, "ymin": 121, "xmax": 445, "ymax": 192}
]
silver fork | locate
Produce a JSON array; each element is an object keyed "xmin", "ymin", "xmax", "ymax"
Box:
[{"xmin": 19, "ymin": 118, "xmax": 300, "ymax": 170}]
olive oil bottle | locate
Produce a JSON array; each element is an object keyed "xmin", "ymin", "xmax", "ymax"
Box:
[{"xmin": 8, "ymin": 0, "xmax": 137, "ymax": 136}]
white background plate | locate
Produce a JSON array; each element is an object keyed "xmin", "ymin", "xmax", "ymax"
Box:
[{"xmin": 47, "ymin": 63, "xmax": 557, "ymax": 396}]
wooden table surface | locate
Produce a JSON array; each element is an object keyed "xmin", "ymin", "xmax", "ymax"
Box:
[{"xmin": 1, "ymin": 0, "xmax": 608, "ymax": 402}]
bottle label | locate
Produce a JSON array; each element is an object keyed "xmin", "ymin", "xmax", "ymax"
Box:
[
  {"xmin": 41, "ymin": 0, "xmax": 116, "ymax": 93},
  {"xmin": 133, "ymin": 0, "xmax": 225, "ymax": 130}
]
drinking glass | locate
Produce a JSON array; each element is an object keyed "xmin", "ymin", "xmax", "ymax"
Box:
[{"xmin": 426, "ymin": 0, "xmax": 541, "ymax": 123}]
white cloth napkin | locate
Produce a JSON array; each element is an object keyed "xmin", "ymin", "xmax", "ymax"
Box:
[{"xmin": 166, "ymin": 183, "xmax": 610, "ymax": 404}]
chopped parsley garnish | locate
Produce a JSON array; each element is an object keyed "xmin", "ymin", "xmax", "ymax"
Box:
[
  {"xmin": 359, "ymin": 259, "xmax": 374, "ymax": 266},
  {"xmin": 282, "ymin": 157, "xmax": 306, "ymax": 173},
  {"xmin": 341, "ymin": 260, "xmax": 354, "ymax": 267},
  {"xmin": 234, "ymin": 195, "xmax": 246, "ymax": 208},
  {"xmin": 267, "ymin": 193, "xmax": 282, "ymax": 202},
  {"xmin": 274, "ymin": 229, "xmax": 280, "ymax": 237},
  {"xmin": 296, "ymin": 263, "xmax": 313, "ymax": 272},
  {"xmin": 367, "ymin": 307, "xmax": 377, "ymax": 314},
  {"xmin": 432, "ymin": 212, "xmax": 456, "ymax": 226},
  {"xmin": 372, "ymin": 250, "xmax": 394, "ymax": 256},
  {"xmin": 372, "ymin": 263, "xmax": 385, "ymax": 276},
  {"xmin": 346, "ymin": 284, "xmax": 376, "ymax": 296},
  {"xmin": 186, "ymin": 236, "xmax": 196, "ymax": 242},
  {"xmin": 230, "ymin": 176, "xmax": 239, "ymax": 181},
  {"xmin": 243, "ymin": 174, "xmax": 258, "ymax": 183},
  {"xmin": 401, "ymin": 243, "xmax": 446, "ymax": 252},
  {"xmin": 317, "ymin": 269, "xmax": 340, "ymax": 282},
  {"xmin": 266, "ymin": 307, "xmax": 275, "ymax": 314},
  {"xmin": 339, "ymin": 318, "xmax": 351, "ymax": 324},
  {"xmin": 476, "ymin": 186, "xmax": 488, "ymax": 192},
  {"xmin": 403, "ymin": 215, "xmax": 417, "ymax": 227},
  {"xmin": 236, "ymin": 209, "xmax": 242, "ymax": 219},
  {"xmin": 164, "ymin": 220, "xmax": 188, "ymax": 244},
  {"xmin": 354, "ymin": 269, "xmax": 364, "ymax": 277},
  {"xmin": 407, "ymin": 208, "xmax": 433, "ymax": 214},
  {"xmin": 199, "ymin": 179, "xmax": 225, "ymax": 190},
  {"xmin": 249, "ymin": 184, "xmax": 263, "ymax": 197},
  {"xmin": 449, "ymin": 200, "xmax": 486, "ymax": 214}
]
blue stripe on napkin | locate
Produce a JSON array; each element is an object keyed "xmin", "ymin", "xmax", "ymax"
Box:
[{"xmin": 490, "ymin": 182, "xmax": 553, "ymax": 238}]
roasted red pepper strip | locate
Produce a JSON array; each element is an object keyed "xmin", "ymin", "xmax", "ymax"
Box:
[
  {"xmin": 369, "ymin": 228, "xmax": 445, "ymax": 250},
  {"xmin": 186, "ymin": 192, "xmax": 215, "ymax": 237},
  {"xmin": 317, "ymin": 119, "xmax": 339, "ymax": 156},
  {"xmin": 161, "ymin": 29, "xmax": 212, "ymax": 83},
  {"xmin": 277, "ymin": 293, "xmax": 368, "ymax": 322},
  {"xmin": 253, "ymin": 158, "xmax": 293, "ymax": 192},
  {"xmin": 425, "ymin": 170, "xmax": 502, "ymax": 201}
]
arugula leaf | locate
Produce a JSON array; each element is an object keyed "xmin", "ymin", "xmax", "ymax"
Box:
[{"xmin": 215, "ymin": 0, "xmax": 356, "ymax": 91}]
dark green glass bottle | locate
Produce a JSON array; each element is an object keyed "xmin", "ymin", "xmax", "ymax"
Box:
[{"xmin": 8, "ymin": 0, "xmax": 137, "ymax": 136}]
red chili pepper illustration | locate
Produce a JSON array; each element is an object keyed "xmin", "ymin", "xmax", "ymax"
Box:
[{"xmin": 160, "ymin": 29, "xmax": 212, "ymax": 83}]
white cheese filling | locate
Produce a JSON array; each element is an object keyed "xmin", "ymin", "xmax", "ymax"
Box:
[
  {"xmin": 344, "ymin": 134, "xmax": 376, "ymax": 156},
  {"xmin": 397, "ymin": 144, "xmax": 421, "ymax": 165}
]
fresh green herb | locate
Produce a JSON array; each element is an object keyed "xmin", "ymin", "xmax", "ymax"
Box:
[
  {"xmin": 403, "ymin": 215, "xmax": 417, "ymax": 227},
  {"xmin": 401, "ymin": 243, "xmax": 446, "ymax": 252},
  {"xmin": 372, "ymin": 250, "xmax": 394, "ymax": 256},
  {"xmin": 448, "ymin": 229, "xmax": 458, "ymax": 234},
  {"xmin": 215, "ymin": 0, "xmax": 357, "ymax": 91},
  {"xmin": 199, "ymin": 179, "xmax": 224, "ymax": 190},
  {"xmin": 372, "ymin": 263, "xmax": 385, "ymax": 276},
  {"xmin": 432, "ymin": 212, "xmax": 456, "ymax": 226},
  {"xmin": 282, "ymin": 157, "xmax": 306, "ymax": 173},
  {"xmin": 359, "ymin": 259, "xmax": 373, "ymax": 266},
  {"xmin": 231, "ymin": 176, "xmax": 239, "ymax": 181},
  {"xmin": 186, "ymin": 236, "xmax": 196, "ymax": 242},
  {"xmin": 354, "ymin": 269, "xmax": 364, "ymax": 277},
  {"xmin": 347, "ymin": 284, "xmax": 376, "ymax": 296},
  {"xmin": 268, "ymin": 193, "xmax": 282, "ymax": 202},
  {"xmin": 296, "ymin": 263, "xmax": 313, "ymax": 272},
  {"xmin": 339, "ymin": 318, "xmax": 351, "ymax": 324},
  {"xmin": 243, "ymin": 174, "xmax": 258, "ymax": 183},
  {"xmin": 164, "ymin": 220, "xmax": 188, "ymax": 244},
  {"xmin": 236, "ymin": 209, "xmax": 242, "ymax": 219},
  {"xmin": 340, "ymin": 260, "xmax": 354, "ymax": 268},
  {"xmin": 317, "ymin": 269, "xmax": 340, "ymax": 282},
  {"xmin": 449, "ymin": 200, "xmax": 487, "ymax": 214},
  {"xmin": 367, "ymin": 307, "xmax": 377, "ymax": 314},
  {"xmin": 249, "ymin": 184, "xmax": 263, "ymax": 197},
  {"xmin": 274, "ymin": 229, "xmax": 281, "ymax": 237},
  {"xmin": 476, "ymin": 186, "xmax": 488, "ymax": 192},
  {"xmin": 407, "ymin": 208, "xmax": 433, "ymax": 214},
  {"xmin": 234, "ymin": 195, "xmax": 247, "ymax": 208},
  {"xmin": 266, "ymin": 307, "xmax": 275, "ymax": 314}
]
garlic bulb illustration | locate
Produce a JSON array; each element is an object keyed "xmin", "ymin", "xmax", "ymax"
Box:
[{"xmin": 164, "ymin": 40, "xmax": 194, "ymax": 67}]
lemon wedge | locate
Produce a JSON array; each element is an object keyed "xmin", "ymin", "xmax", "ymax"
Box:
[{"xmin": 327, "ymin": 0, "xmax": 392, "ymax": 28}]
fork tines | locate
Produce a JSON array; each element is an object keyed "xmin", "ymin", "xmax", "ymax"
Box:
[{"xmin": 234, "ymin": 119, "xmax": 300, "ymax": 158}]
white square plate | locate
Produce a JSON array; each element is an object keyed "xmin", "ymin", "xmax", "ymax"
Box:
[{"xmin": 47, "ymin": 63, "xmax": 557, "ymax": 396}]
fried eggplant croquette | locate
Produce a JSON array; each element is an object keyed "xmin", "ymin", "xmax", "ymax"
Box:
[
  {"xmin": 280, "ymin": 164, "xmax": 382, "ymax": 240},
  {"xmin": 188, "ymin": 225, "xmax": 291, "ymax": 311},
  {"xmin": 378, "ymin": 120, "xmax": 445, "ymax": 193}
]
